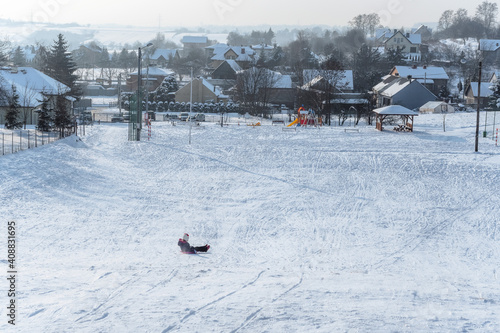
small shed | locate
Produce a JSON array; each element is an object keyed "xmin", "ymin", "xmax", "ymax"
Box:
[
  {"xmin": 373, "ymin": 105, "xmax": 418, "ymax": 132},
  {"xmin": 419, "ymin": 101, "xmax": 455, "ymax": 114}
]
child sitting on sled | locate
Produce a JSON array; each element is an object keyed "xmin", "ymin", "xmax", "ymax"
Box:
[{"xmin": 178, "ymin": 233, "xmax": 210, "ymax": 253}]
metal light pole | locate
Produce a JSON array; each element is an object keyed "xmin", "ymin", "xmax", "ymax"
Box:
[
  {"xmin": 475, "ymin": 61, "xmax": 482, "ymax": 152},
  {"xmin": 131, "ymin": 42, "xmax": 153, "ymax": 141}
]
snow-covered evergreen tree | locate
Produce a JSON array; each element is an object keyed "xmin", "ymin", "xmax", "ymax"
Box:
[
  {"xmin": 46, "ymin": 34, "xmax": 80, "ymax": 97},
  {"xmin": 438, "ymin": 85, "xmax": 451, "ymax": 101},
  {"xmin": 54, "ymin": 95, "xmax": 72, "ymax": 137},
  {"xmin": 12, "ymin": 46, "xmax": 27, "ymax": 67},
  {"xmin": 5, "ymin": 85, "xmax": 23, "ymax": 130},
  {"xmin": 0, "ymin": 40, "xmax": 8, "ymax": 66},
  {"xmin": 488, "ymin": 80, "xmax": 500, "ymax": 110},
  {"xmin": 36, "ymin": 98, "xmax": 53, "ymax": 132},
  {"xmin": 153, "ymin": 75, "xmax": 178, "ymax": 103}
]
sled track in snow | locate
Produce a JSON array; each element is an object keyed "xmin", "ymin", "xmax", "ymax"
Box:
[
  {"xmin": 163, "ymin": 145, "xmax": 336, "ymax": 197},
  {"xmin": 75, "ymin": 270, "xmax": 144, "ymax": 324},
  {"xmin": 371, "ymin": 193, "xmax": 492, "ymax": 270},
  {"xmin": 229, "ymin": 274, "xmax": 304, "ymax": 333},
  {"xmin": 162, "ymin": 270, "xmax": 266, "ymax": 332}
]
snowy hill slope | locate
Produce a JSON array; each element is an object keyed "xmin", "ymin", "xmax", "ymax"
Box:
[{"xmin": 1, "ymin": 114, "xmax": 499, "ymax": 332}]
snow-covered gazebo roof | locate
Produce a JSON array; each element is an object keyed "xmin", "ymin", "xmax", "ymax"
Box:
[
  {"xmin": 373, "ymin": 105, "xmax": 418, "ymax": 132},
  {"xmin": 373, "ymin": 105, "xmax": 419, "ymax": 116}
]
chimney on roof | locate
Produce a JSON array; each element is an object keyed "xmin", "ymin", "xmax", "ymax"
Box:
[
  {"xmin": 241, "ymin": 47, "xmax": 245, "ymax": 54},
  {"xmin": 407, "ymin": 75, "xmax": 412, "ymax": 82},
  {"xmin": 394, "ymin": 29, "xmax": 397, "ymax": 34},
  {"xmin": 412, "ymin": 65, "xmax": 417, "ymax": 69},
  {"xmin": 406, "ymin": 32, "xmax": 410, "ymax": 38}
]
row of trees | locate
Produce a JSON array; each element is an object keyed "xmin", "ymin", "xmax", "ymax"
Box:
[
  {"xmin": 2, "ymin": 33, "xmax": 79, "ymax": 133},
  {"xmin": 227, "ymin": 29, "xmax": 276, "ymax": 46},
  {"xmin": 437, "ymin": 1, "xmax": 499, "ymax": 40},
  {"xmin": 4, "ymin": 85, "xmax": 72, "ymax": 135}
]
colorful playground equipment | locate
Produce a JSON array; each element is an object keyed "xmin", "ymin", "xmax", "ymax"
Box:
[{"xmin": 287, "ymin": 107, "xmax": 322, "ymax": 127}]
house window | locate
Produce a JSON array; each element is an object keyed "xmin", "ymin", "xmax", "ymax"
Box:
[{"xmin": 410, "ymin": 47, "xmax": 417, "ymax": 53}]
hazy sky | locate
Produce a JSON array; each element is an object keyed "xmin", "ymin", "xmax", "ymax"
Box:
[{"xmin": 1, "ymin": 0, "xmax": 480, "ymax": 28}]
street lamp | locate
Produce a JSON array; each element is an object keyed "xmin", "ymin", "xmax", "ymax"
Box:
[{"xmin": 130, "ymin": 42, "xmax": 153, "ymax": 141}]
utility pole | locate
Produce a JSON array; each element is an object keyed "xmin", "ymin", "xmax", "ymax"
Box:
[
  {"xmin": 145, "ymin": 65, "xmax": 150, "ymax": 114},
  {"xmin": 475, "ymin": 61, "xmax": 482, "ymax": 152},
  {"xmin": 118, "ymin": 73, "xmax": 122, "ymax": 115}
]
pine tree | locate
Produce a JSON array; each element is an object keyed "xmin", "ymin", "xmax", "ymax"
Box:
[
  {"xmin": 98, "ymin": 48, "xmax": 111, "ymax": 68},
  {"xmin": 385, "ymin": 46, "xmax": 406, "ymax": 68},
  {"xmin": 352, "ymin": 44, "xmax": 383, "ymax": 92},
  {"xmin": 33, "ymin": 44, "xmax": 49, "ymax": 71},
  {"xmin": 153, "ymin": 75, "xmax": 178, "ymax": 103},
  {"xmin": 37, "ymin": 98, "xmax": 53, "ymax": 132},
  {"xmin": 46, "ymin": 34, "xmax": 80, "ymax": 96},
  {"xmin": 0, "ymin": 40, "xmax": 7, "ymax": 66},
  {"xmin": 5, "ymin": 85, "xmax": 23, "ymax": 130},
  {"xmin": 12, "ymin": 46, "xmax": 26, "ymax": 66},
  {"xmin": 265, "ymin": 28, "xmax": 275, "ymax": 45},
  {"xmin": 54, "ymin": 95, "xmax": 72, "ymax": 137},
  {"xmin": 488, "ymin": 80, "xmax": 500, "ymax": 110},
  {"xmin": 438, "ymin": 85, "xmax": 451, "ymax": 101}
]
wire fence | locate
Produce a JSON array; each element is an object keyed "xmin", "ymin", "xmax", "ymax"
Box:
[{"xmin": 1, "ymin": 129, "xmax": 62, "ymax": 156}]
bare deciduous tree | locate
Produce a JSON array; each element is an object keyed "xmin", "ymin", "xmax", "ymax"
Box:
[
  {"xmin": 349, "ymin": 13, "xmax": 380, "ymax": 36},
  {"xmin": 438, "ymin": 10, "xmax": 455, "ymax": 31},
  {"xmin": 475, "ymin": 1, "xmax": 498, "ymax": 35},
  {"xmin": 235, "ymin": 67, "xmax": 280, "ymax": 116}
]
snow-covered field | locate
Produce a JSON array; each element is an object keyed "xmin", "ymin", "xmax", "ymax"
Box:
[{"xmin": 1, "ymin": 113, "xmax": 500, "ymax": 332}]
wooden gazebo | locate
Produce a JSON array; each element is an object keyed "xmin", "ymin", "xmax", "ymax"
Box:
[{"xmin": 373, "ymin": 105, "xmax": 419, "ymax": 132}]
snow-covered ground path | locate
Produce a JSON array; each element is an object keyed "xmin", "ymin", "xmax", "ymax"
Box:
[{"xmin": 1, "ymin": 113, "xmax": 500, "ymax": 332}]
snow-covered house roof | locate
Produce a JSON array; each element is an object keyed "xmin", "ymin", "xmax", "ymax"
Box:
[
  {"xmin": 273, "ymin": 74, "xmax": 292, "ymax": 89},
  {"xmin": 391, "ymin": 66, "xmax": 449, "ymax": 80},
  {"xmin": 468, "ymin": 82, "xmax": 494, "ymax": 98},
  {"xmin": 225, "ymin": 60, "xmax": 242, "ymax": 72},
  {"xmin": 201, "ymin": 78, "xmax": 228, "ymax": 98},
  {"xmin": 251, "ymin": 44, "xmax": 274, "ymax": 51},
  {"xmin": 377, "ymin": 29, "xmax": 421, "ymax": 45},
  {"xmin": 479, "ymin": 39, "xmax": 500, "ymax": 52},
  {"xmin": 149, "ymin": 49, "xmax": 178, "ymax": 61},
  {"xmin": 384, "ymin": 31, "xmax": 422, "ymax": 46},
  {"xmin": 380, "ymin": 78, "xmax": 412, "ymax": 97},
  {"xmin": 419, "ymin": 101, "xmax": 455, "ymax": 113},
  {"xmin": 0, "ymin": 67, "xmax": 70, "ymax": 107},
  {"xmin": 375, "ymin": 28, "xmax": 393, "ymax": 40},
  {"xmin": 130, "ymin": 67, "xmax": 174, "ymax": 76},
  {"xmin": 237, "ymin": 67, "xmax": 293, "ymax": 90},
  {"xmin": 211, "ymin": 45, "xmax": 256, "ymax": 63},
  {"xmin": 206, "ymin": 43, "xmax": 229, "ymax": 50},
  {"xmin": 406, "ymin": 34, "xmax": 422, "ymax": 45},
  {"xmin": 303, "ymin": 70, "xmax": 354, "ymax": 91}
]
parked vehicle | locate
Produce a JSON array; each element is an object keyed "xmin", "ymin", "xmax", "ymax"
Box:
[
  {"xmin": 193, "ymin": 113, "xmax": 205, "ymax": 122},
  {"xmin": 111, "ymin": 115, "xmax": 124, "ymax": 123},
  {"xmin": 179, "ymin": 112, "xmax": 190, "ymax": 121}
]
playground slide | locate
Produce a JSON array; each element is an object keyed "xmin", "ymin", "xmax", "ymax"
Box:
[{"xmin": 287, "ymin": 118, "xmax": 299, "ymax": 127}]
